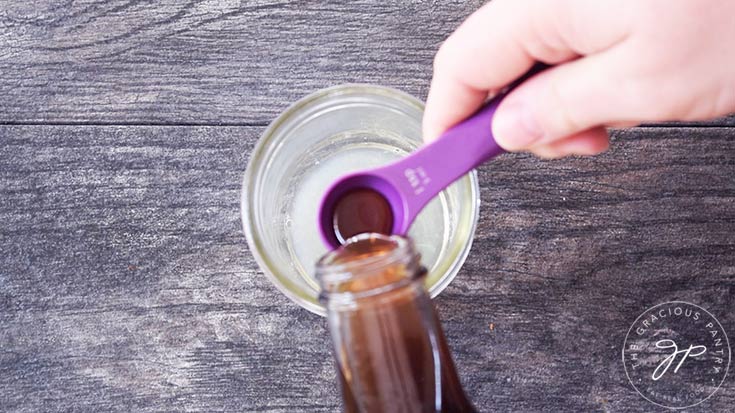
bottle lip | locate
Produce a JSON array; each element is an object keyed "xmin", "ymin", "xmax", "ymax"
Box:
[{"xmin": 316, "ymin": 233, "xmax": 417, "ymax": 286}]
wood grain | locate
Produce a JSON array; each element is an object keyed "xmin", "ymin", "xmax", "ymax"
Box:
[
  {"xmin": 2, "ymin": 1, "xmax": 734, "ymax": 412},
  {"xmin": 1, "ymin": 125, "xmax": 733, "ymax": 412},
  {"xmin": 1, "ymin": 0, "xmax": 733, "ymax": 127},
  {"xmin": 0, "ymin": 0, "xmax": 481, "ymax": 125}
]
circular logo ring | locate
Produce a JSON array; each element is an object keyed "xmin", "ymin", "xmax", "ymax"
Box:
[{"xmin": 623, "ymin": 301, "xmax": 730, "ymax": 409}]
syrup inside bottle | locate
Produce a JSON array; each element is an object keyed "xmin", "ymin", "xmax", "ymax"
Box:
[{"xmin": 317, "ymin": 234, "xmax": 478, "ymax": 413}]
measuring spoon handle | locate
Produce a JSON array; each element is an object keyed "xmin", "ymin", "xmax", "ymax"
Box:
[
  {"xmin": 377, "ymin": 64, "xmax": 549, "ymax": 232},
  {"xmin": 375, "ymin": 94, "xmax": 504, "ymax": 233}
]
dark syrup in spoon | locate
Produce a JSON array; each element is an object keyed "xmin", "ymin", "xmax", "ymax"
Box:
[{"xmin": 332, "ymin": 188, "xmax": 394, "ymax": 244}]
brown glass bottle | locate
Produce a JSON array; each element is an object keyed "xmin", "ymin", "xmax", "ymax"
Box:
[{"xmin": 317, "ymin": 234, "xmax": 478, "ymax": 413}]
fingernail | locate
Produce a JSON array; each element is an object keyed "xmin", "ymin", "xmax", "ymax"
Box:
[{"xmin": 492, "ymin": 101, "xmax": 544, "ymax": 150}]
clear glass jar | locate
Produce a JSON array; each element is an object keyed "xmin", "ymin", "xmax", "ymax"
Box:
[{"xmin": 241, "ymin": 84, "xmax": 479, "ymax": 315}]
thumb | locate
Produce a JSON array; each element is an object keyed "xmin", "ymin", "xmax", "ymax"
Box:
[{"xmin": 492, "ymin": 51, "xmax": 641, "ymax": 151}]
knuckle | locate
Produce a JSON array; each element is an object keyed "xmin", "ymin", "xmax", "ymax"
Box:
[
  {"xmin": 625, "ymin": 77, "xmax": 657, "ymax": 112},
  {"xmin": 432, "ymin": 39, "xmax": 454, "ymax": 74},
  {"xmin": 714, "ymin": 84, "xmax": 735, "ymax": 117},
  {"xmin": 545, "ymin": 75, "xmax": 584, "ymax": 135},
  {"xmin": 625, "ymin": 75, "xmax": 684, "ymax": 121}
]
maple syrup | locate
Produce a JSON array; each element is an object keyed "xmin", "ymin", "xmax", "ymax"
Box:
[
  {"xmin": 318, "ymin": 234, "xmax": 477, "ymax": 412},
  {"xmin": 332, "ymin": 188, "xmax": 394, "ymax": 244}
]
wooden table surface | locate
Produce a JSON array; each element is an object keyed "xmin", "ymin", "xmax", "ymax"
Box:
[{"xmin": 1, "ymin": 2, "xmax": 733, "ymax": 412}]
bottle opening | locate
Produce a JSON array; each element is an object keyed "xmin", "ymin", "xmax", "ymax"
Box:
[{"xmin": 316, "ymin": 233, "xmax": 421, "ymax": 297}]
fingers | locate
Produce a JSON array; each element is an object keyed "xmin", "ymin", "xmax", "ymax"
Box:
[
  {"xmin": 492, "ymin": 49, "xmax": 643, "ymax": 151},
  {"xmin": 423, "ymin": 0, "xmax": 630, "ymax": 143},
  {"xmin": 423, "ymin": 76, "xmax": 489, "ymax": 143},
  {"xmin": 529, "ymin": 127, "xmax": 610, "ymax": 159}
]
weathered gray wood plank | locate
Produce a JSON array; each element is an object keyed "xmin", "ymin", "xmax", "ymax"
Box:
[
  {"xmin": 0, "ymin": 0, "xmax": 478, "ymax": 125},
  {"xmin": 1, "ymin": 125, "xmax": 733, "ymax": 412},
  {"xmin": 1, "ymin": 1, "xmax": 733, "ymax": 127}
]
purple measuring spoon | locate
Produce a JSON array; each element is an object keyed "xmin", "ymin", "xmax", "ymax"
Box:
[{"xmin": 318, "ymin": 64, "xmax": 548, "ymax": 248}]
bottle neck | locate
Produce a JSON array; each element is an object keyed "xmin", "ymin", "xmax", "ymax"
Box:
[{"xmin": 317, "ymin": 234, "xmax": 476, "ymax": 413}]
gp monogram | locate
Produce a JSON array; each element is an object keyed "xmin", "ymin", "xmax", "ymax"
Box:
[{"xmin": 623, "ymin": 301, "xmax": 731, "ymax": 409}]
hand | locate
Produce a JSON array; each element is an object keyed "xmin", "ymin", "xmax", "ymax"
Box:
[{"xmin": 423, "ymin": 0, "xmax": 735, "ymax": 158}]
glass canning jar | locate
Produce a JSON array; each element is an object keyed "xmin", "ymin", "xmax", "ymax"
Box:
[{"xmin": 241, "ymin": 84, "xmax": 479, "ymax": 315}]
